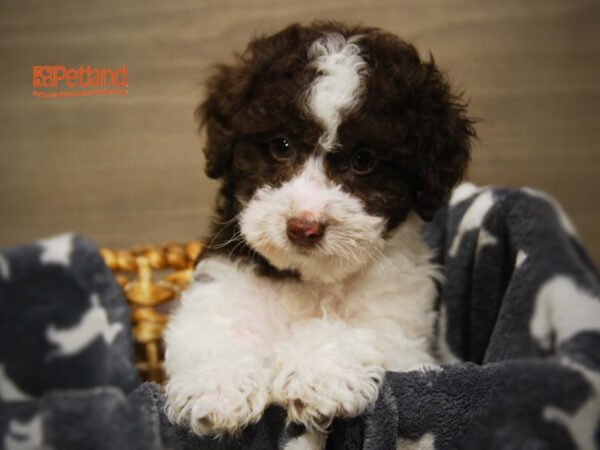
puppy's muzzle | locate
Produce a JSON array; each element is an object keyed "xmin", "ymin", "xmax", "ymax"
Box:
[{"xmin": 286, "ymin": 214, "xmax": 326, "ymax": 247}]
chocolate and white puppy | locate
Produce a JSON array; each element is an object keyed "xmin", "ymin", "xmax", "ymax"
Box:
[{"xmin": 164, "ymin": 22, "xmax": 474, "ymax": 437}]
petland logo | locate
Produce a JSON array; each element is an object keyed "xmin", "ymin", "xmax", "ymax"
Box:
[{"xmin": 32, "ymin": 65, "xmax": 129, "ymax": 98}]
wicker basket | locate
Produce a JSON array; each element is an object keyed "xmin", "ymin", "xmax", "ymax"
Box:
[{"xmin": 100, "ymin": 241, "xmax": 203, "ymax": 383}]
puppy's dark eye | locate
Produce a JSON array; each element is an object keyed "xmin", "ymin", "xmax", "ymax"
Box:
[
  {"xmin": 269, "ymin": 138, "xmax": 293, "ymax": 162},
  {"xmin": 351, "ymin": 149, "xmax": 377, "ymax": 175}
]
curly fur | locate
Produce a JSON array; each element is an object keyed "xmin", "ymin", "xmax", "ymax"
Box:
[{"xmin": 165, "ymin": 21, "xmax": 474, "ymax": 443}]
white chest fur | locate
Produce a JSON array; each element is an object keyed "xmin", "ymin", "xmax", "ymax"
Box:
[{"xmin": 164, "ymin": 220, "xmax": 438, "ymax": 436}]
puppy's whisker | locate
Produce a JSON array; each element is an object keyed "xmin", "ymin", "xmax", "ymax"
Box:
[
  {"xmin": 206, "ymin": 225, "xmax": 237, "ymax": 250},
  {"xmin": 227, "ymin": 239, "xmax": 247, "ymax": 261},
  {"xmin": 205, "ymin": 229, "xmax": 244, "ymax": 250},
  {"xmin": 206, "ymin": 218, "xmax": 247, "ymax": 249},
  {"xmin": 205, "ymin": 233, "xmax": 243, "ymax": 250},
  {"xmin": 212, "ymin": 211, "xmax": 243, "ymax": 226}
]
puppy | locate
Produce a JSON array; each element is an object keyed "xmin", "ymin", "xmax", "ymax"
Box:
[{"xmin": 164, "ymin": 22, "xmax": 474, "ymax": 438}]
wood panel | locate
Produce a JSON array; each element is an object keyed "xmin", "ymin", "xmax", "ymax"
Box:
[{"xmin": 0, "ymin": 0, "xmax": 599, "ymax": 264}]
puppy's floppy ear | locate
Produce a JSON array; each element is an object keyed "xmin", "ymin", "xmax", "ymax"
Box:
[
  {"xmin": 405, "ymin": 55, "xmax": 476, "ymax": 221},
  {"xmin": 196, "ymin": 24, "xmax": 308, "ymax": 179},
  {"xmin": 196, "ymin": 63, "xmax": 246, "ymax": 179}
]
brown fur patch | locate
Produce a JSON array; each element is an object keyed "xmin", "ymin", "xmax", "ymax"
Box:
[{"xmin": 197, "ymin": 22, "xmax": 475, "ymax": 275}]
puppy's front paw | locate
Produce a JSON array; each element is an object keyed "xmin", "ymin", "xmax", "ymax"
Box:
[
  {"xmin": 272, "ymin": 362, "xmax": 384, "ymax": 431},
  {"xmin": 165, "ymin": 369, "xmax": 269, "ymax": 436}
]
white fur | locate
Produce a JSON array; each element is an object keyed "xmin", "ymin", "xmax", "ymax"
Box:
[
  {"xmin": 304, "ymin": 33, "xmax": 367, "ymax": 150},
  {"xmin": 164, "ymin": 216, "xmax": 438, "ymax": 434},
  {"xmin": 240, "ymin": 156, "xmax": 386, "ymax": 283},
  {"xmin": 166, "ymin": 84, "xmax": 439, "ymax": 434}
]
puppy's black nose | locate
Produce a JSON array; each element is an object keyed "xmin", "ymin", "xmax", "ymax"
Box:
[{"xmin": 287, "ymin": 215, "xmax": 325, "ymax": 247}]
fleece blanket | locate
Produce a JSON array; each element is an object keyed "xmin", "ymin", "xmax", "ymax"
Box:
[{"xmin": 1, "ymin": 185, "xmax": 599, "ymax": 450}]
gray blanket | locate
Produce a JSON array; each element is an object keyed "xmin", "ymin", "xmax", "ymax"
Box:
[{"xmin": 1, "ymin": 185, "xmax": 599, "ymax": 450}]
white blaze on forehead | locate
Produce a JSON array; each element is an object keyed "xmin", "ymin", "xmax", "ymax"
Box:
[{"xmin": 305, "ymin": 33, "xmax": 368, "ymax": 150}]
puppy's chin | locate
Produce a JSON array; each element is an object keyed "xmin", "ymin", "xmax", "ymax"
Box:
[{"xmin": 250, "ymin": 242, "xmax": 379, "ymax": 284}]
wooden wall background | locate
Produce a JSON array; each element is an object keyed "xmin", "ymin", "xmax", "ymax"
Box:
[{"xmin": 1, "ymin": 0, "xmax": 599, "ymax": 264}]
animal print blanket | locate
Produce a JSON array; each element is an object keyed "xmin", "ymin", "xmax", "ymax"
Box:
[{"xmin": 1, "ymin": 185, "xmax": 599, "ymax": 450}]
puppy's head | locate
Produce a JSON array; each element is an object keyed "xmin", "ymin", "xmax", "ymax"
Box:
[{"xmin": 199, "ymin": 22, "xmax": 474, "ymax": 282}]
